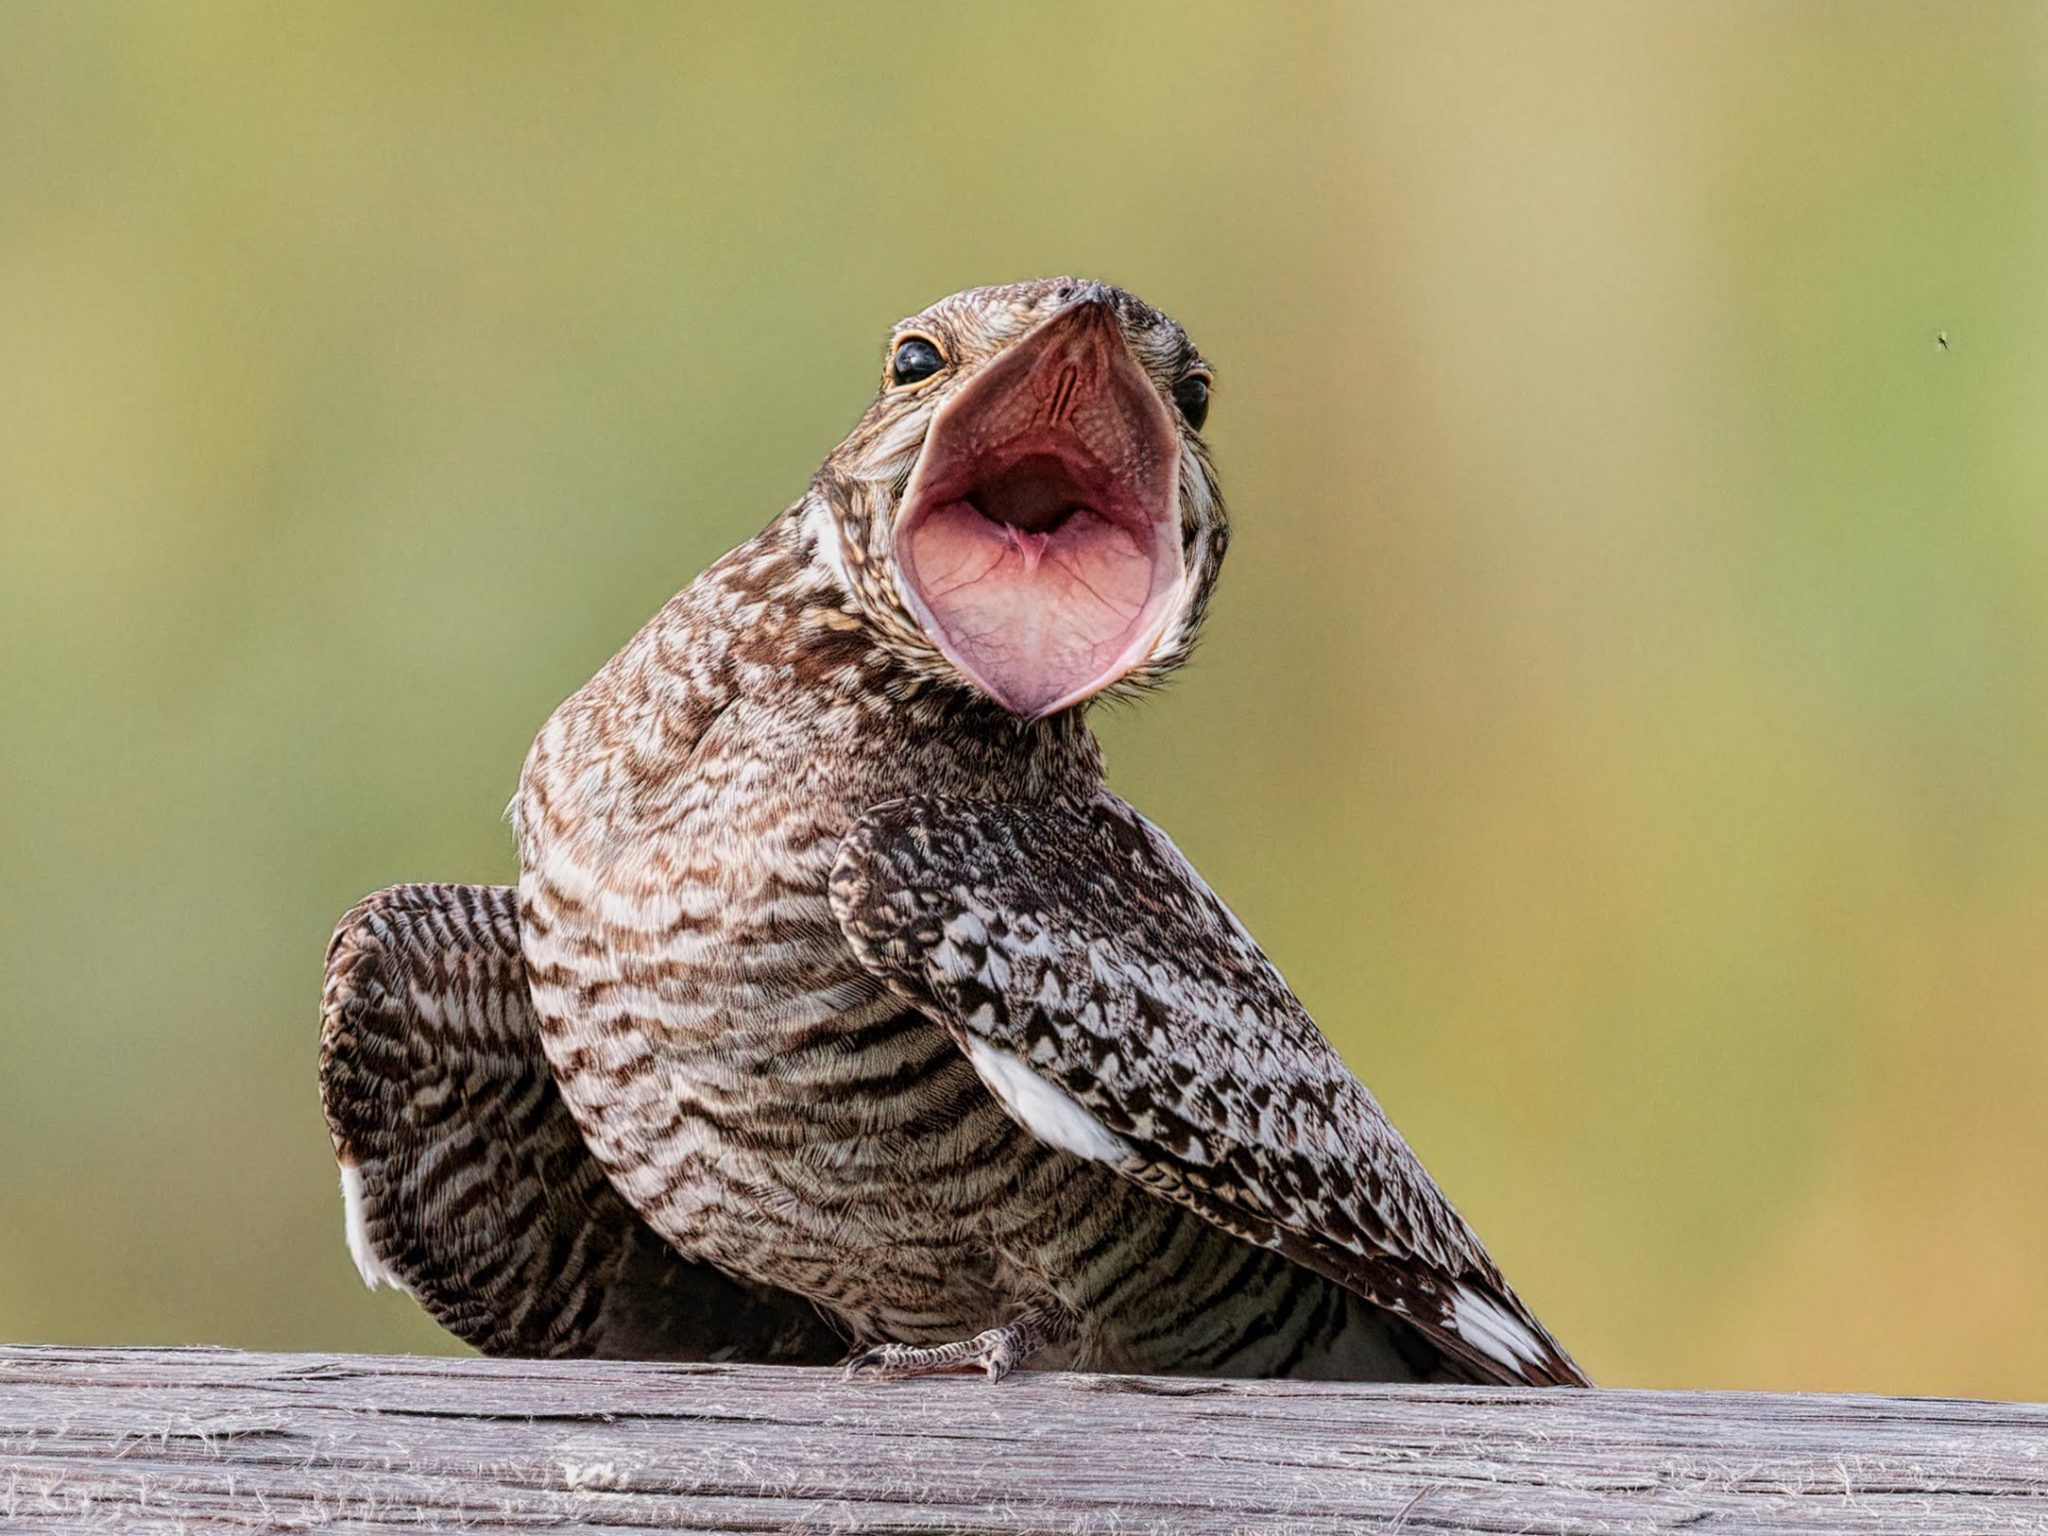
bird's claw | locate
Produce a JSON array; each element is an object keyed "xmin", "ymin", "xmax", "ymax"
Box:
[{"xmin": 842, "ymin": 1324, "xmax": 1030, "ymax": 1383}]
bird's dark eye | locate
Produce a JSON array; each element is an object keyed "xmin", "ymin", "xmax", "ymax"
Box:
[
  {"xmin": 890, "ymin": 335, "xmax": 945, "ymax": 387},
  {"xmin": 1172, "ymin": 373, "xmax": 1211, "ymax": 431}
]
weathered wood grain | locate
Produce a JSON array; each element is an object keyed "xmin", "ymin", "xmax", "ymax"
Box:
[{"xmin": 0, "ymin": 1347, "xmax": 2042, "ymax": 1534}]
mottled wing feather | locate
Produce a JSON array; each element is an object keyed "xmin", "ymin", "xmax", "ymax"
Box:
[
  {"xmin": 830, "ymin": 797, "xmax": 1587, "ymax": 1387},
  {"xmin": 319, "ymin": 882, "xmax": 843, "ymax": 1364}
]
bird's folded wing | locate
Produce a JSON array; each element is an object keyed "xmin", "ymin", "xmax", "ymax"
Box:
[
  {"xmin": 319, "ymin": 882, "xmax": 843, "ymax": 1364},
  {"xmin": 830, "ymin": 796, "xmax": 1586, "ymax": 1387}
]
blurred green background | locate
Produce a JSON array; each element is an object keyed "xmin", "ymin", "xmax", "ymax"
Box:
[{"xmin": 3, "ymin": 2, "xmax": 2045, "ymax": 1399}]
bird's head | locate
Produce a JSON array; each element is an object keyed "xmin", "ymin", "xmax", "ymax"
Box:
[{"xmin": 810, "ymin": 279, "xmax": 1226, "ymax": 720}]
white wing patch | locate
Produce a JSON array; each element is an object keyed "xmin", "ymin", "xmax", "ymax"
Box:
[
  {"xmin": 965, "ymin": 1039, "xmax": 1134, "ymax": 1165},
  {"xmin": 340, "ymin": 1163, "xmax": 410, "ymax": 1294},
  {"xmin": 1451, "ymin": 1282, "xmax": 1545, "ymax": 1373}
]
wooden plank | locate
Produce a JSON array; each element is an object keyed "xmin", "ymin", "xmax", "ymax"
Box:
[{"xmin": 0, "ymin": 1347, "xmax": 2042, "ymax": 1534}]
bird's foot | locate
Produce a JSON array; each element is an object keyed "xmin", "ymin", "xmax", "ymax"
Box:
[{"xmin": 844, "ymin": 1314, "xmax": 1056, "ymax": 1384}]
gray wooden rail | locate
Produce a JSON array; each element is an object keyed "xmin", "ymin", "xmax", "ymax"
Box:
[{"xmin": 0, "ymin": 1347, "xmax": 2043, "ymax": 1534}]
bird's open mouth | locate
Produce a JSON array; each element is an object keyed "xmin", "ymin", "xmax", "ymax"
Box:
[{"xmin": 894, "ymin": 300, "xmax": 1183, "ymax": 718}]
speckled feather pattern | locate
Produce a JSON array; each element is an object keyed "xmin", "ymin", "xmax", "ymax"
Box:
[
  {"xmin": 322, "ymin": 279, "xmax": 1585, "ymax": 1386},
  {"xmin": 831, "ymin": 796, "xmax": 1583, "ymax": 1385}
]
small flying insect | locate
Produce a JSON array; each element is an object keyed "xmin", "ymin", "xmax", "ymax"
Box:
[{"xmin": 1936, "ymin": 331, "xmax": 1950, "ymax": 351}]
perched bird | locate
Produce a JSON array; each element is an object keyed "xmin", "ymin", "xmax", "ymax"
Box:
[{"xmin": 321, "ymin": 279, "xmax": 1587, "ymax": 1386}]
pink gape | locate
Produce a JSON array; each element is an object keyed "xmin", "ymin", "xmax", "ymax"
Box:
[{"xmin": 894, "ymin": 300, "xmax": 1184, "ymax": 718}]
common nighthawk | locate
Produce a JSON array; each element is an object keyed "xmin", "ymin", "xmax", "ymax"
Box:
[{"xmin": 320, "ymin": 279, "xmax": 1587, "ymax": 1385}]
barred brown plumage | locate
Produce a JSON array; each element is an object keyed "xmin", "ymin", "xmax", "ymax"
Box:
[
  {"xmin": 320, "ymin": 278, "xmax": 1588, "ymax": 1386},
  {"xmin": 317, "ymin": 883, "xmax": 842, "ymax": 1364}
]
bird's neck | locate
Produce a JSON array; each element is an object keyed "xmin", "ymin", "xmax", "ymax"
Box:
[{"xmin": 706, "ymin": 508, "xmax": 1111, "ymax": 805}]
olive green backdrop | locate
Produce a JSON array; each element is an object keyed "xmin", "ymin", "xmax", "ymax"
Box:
[{"xmin": 4, "ymin": 3, "xmax": 2044, "ymax": 1397}]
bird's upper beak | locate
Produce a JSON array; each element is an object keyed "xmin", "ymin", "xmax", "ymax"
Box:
[{"xmin": 893, "ymin": 297, "xmax": 1184, "ymax": 719}]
